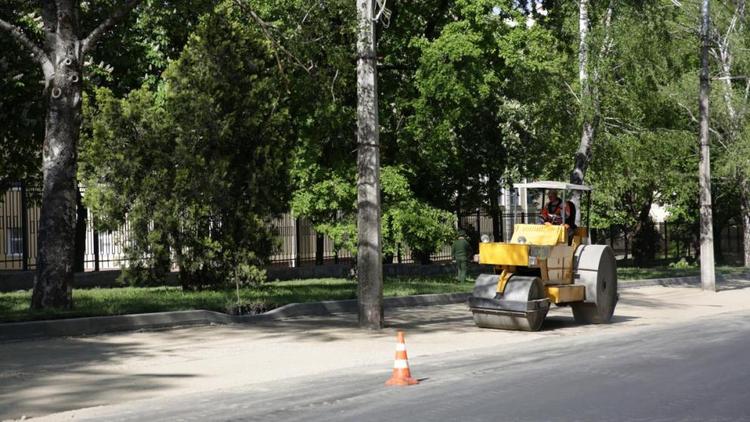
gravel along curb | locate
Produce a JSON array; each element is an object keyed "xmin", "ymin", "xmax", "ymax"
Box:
[{"xmin": 3, "ymin": 274, "xmax": 747, "ymax": 342}]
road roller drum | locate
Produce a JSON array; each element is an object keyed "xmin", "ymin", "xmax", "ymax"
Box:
[{"xmin": 468, "ymin": 275, "xmax": 550, "ymax": 331}]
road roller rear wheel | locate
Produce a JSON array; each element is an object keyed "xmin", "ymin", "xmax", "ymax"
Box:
[
  {"xmin": 571, "ymin": 302, "xmax": 611, "ymax": 324},
  {"xmin": 572, "ymin": 245, "xmax": 618, "ymax": 324}
]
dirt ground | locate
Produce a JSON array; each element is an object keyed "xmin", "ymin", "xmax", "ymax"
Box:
[{"xmin": 2, "ymin": 283, "xmax": 750, "ymax": 421}]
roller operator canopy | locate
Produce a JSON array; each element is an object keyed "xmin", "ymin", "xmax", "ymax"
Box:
[{"xmin": 513, "ymin": 181, "xmax": 592, "ymax": 192}]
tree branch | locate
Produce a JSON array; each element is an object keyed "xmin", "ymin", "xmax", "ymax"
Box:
[
  {"xmin": 81, "ymin": 0, "xmax": 143, "ymax": 54},
  {"xmin": 0, "ymin": 17, "xmax": 52, "ymax": 73},
  {"xmin": 234, "ymin": 0, "xmax": 314, "ymax": 73}
]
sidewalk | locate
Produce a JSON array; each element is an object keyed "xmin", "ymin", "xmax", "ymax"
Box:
[{"xmin": 2, "ymin": 281, "xmax": 750, "ymax": 421}]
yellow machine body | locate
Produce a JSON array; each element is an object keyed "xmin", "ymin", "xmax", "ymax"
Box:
[
  {"xmin": 478, "ymin": 224, "xmax": 588, "ymax": 305},
  {"xmin": 478, "ymin": 243, "xmax": 529, "ymax": 266},
  {"xmin": 545, "ymin": 284, "xmax": 585, "ymax": 303},
  {"xmin": 510, "ymin": 224, "xmax": 566, "ymax": 245}
]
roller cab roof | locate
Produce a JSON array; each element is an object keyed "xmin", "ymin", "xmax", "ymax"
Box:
[{"xmin": 513, "ymin": 181, "xmax": 592, "ymax": 192}]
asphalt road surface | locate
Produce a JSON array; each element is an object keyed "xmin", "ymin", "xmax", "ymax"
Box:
[{"xmin": 46, "ymin": 308, "xmax": 750, "ymax": 422}]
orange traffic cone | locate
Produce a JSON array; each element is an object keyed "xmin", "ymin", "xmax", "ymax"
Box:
[{"xmin": 385, "ymin": 331, "xmax": 419, "ymax": 386}]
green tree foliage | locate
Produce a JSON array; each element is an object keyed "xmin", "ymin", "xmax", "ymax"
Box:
[
  {"xmin": 8, "ymin": 0, "xmax": 750, "ymax": 281},
  {"xmin": 81, "ymin": 3, "xmax": 290, "ymax": 288},
  {"xmin": 0, "ymin": 0, "xmax": 215, "ymax": 186},
  {"xmin": 582, "ymin": 2, "xmax": 702, "ymax": 265},
  {"xmin": 405, "ymin": 0, "xmax": 566, "ymax": 212},
  {"xmin": 0, "ymin": 1, "xmax": 45, "ymax": 186},
  {"xmin": 291, "ymin": 166, "xmax": 456, "ymax": 263},
  {"xmin": 251, "ymin": 0, "xmax": 460, "ymax": 261},
  {"xmin": 0, "ymin": 33, "xmax": 43, "ymax": 186}
]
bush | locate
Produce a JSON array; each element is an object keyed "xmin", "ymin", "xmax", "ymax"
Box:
[
  {"xmin": 393, "ymin": 199, "xmax": 456, "ymax": 264},
  {"xmin": 82, "ymin": 5, "xmax": 289, "ymax": 290},
  {"xmin": 669, "ymin": 257, "xmax": 694, "ymax": 269}
]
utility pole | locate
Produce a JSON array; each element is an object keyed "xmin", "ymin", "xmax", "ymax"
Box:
[
  {"xmin": 356, "ymin": 0, "xmax": 383, "ymax": 328},
  {"xmin": 698, "ymin": 0, "xmax": 716, "ymax": 291}
]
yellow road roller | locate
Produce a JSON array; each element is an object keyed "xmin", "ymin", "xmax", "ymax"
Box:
[{"xmin": 469, "ymin": 181, "xmax": 617, "ymax": 331}]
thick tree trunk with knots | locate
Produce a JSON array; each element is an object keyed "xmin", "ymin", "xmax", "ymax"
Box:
[
  {"xmin": 740, "ymin": 182, "xmax": 750, "ymax": 267},
  {"xmin": 0, "ymin": 0, "xmax": 142, "ymax": 309},
  {"xmin": 33, "ymin": 33, "xmax": 83, "ymax": 309}
]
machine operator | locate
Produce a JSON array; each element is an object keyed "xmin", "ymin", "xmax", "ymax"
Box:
[{"xmin": 539, "ymin": 190, "xmax": 577, "ymax": 244}]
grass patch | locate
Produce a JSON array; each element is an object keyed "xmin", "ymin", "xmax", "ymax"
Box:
[
  {"xmin": 3, "ymin": 266, "xmax": 747, "ymax": 323},
  {"xmin": 617, "ymin": 265, "xmax": 746, "ymax": 280},
  {"xmin": 0, "ymin": 276, "xmax": 473, "ymax": 323}
]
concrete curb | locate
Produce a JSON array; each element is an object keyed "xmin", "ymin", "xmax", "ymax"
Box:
[
  {"xmin": 619, "ymin": 271, "xmax": 750, "ymax": 289},
  {"xmin": 3, "ymin": 273, "xmax": 748, "ymax": 342},
  {"xmin": 620, "ymin": 276, "xmax": 700, "ymax": 289},
  {"xmin": 0, "ymin": 292, "xmax": 472, "ymax": 342}
]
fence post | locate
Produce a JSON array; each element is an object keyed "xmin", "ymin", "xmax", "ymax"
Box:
[
  {"xmin": 476, "ymin": 209, "xmax": 481, "ymax": 234},
  {"xmin": 315, "ymin": 232, "xmax": 324, "ymax": 265},
  {"xmin": 664, "ymin": 221, "xmax": 668, "ymax": 261},
  {"xmin": 20, "ymin": 182, "xmax": 29, "ymax": 271},
  {"xmin": 294, "ymin": 217, "xmax": 301, "ymax": 267},
  {"xmin": 93, "ymin": 226, "xmax": 100, "ymax": 272}
]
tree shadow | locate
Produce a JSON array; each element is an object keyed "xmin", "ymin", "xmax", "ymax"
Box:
[
  {"xmin": 716, "ymin": 278, "xmax": 750, "ymax": 292},
  {"xmin": 0, "ymin": 336, "xmax": 198, "ymax": 420},
  {"xmin": 228, "ymin": 299, "xmax": 642, "ymax": 343},
  {"xmin": 541, "ymin": 314, "xmax": 638, "ymax": 331}
]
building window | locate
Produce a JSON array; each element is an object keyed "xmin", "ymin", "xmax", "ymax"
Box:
[{"xmin": 6, "ymin": 227, "xmax": 23, "ymax": 256}]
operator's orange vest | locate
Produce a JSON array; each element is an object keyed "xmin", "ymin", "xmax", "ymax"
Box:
[{"xmin": 541, "ymin": 198, "xmax": 563, "ymax": 221}]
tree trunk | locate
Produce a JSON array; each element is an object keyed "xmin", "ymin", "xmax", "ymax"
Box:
[
  {"xmin": 624, "ymin": 233, "xmax": 629, "ymax": 261},
  {"xmin": 571, "ymin": 0, "xmax": 595, "ymax": 185},
  {"xmin": 715, "ymin": 0, "xmax": 747, "ymax": 267},
  {"xmin": 571, "ymin": 0, "xmax": 614, "ymax": 186},
  {"xmin": 31, "ymin": 33, "xmax": 83, "ymax": 309},
  {"xmin": 698, "ymin": 0, "xmax": 716, "ymax": 291},
  {"xmin": 740, "ymin": 180, "xmax": 750, "ymax": 267},
  {"xmin": 356, "ymin": 0, "xmax": 383, "ymax": 329},
  {"xmin": 633, "ymin": 199, "xmax": 656, "ymax": 266}
]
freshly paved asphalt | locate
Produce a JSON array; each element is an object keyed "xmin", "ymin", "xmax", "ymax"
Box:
[{"xmin": 50, "ymin": 308, "xmax": 750, "ymax": 422}]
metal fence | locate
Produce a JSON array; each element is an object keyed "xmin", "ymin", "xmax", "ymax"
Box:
[
  {"xmin": 1, "ymin": 182, "xmax": 746, "ymax": 271},
  {"xmin": 0, "ymin": 183, "xmax": 36, "ymax": 270},
  {"xmin": 0, "ymin": 184, "xmax": 132, "ymax": 271},
  {"xmin": 592, "ymin": 222, "xmax": 745, "ymax": 264}
]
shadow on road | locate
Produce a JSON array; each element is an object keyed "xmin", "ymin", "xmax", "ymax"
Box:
[{"xmin": 0, "ymin": 337, "xmax": 197, "ymax": 420}]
